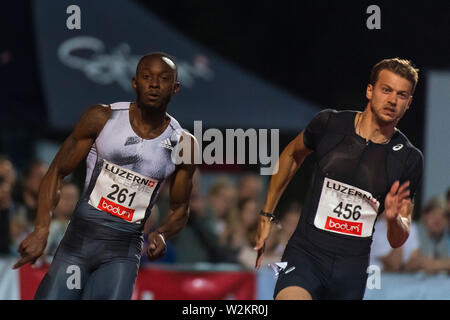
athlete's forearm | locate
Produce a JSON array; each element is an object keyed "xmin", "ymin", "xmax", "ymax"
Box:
[
  {"xmin": 386, "ymin": 214, "xmax": 410, "ymax": 248},
  {"xmin": 34, "ymin": 168, "xmax": 65, "ymax": 232},
  {"xmin": 156, "ymin": 204, "xmax": 189, "ymax": 239}
]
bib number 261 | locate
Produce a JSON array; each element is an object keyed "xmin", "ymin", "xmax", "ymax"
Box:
[
  {"xmin": 333, "ymin": 202, "xmax": 361, "ymax": 220},
  {"xmin": 106, "ymin": 184, "xmax": 136, "ymax": 207}
]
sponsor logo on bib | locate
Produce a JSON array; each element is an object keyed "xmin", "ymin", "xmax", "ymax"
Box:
[
  {"xmin": 98, "ymin": 197, "xmax": 135, "ymax": 221},
  {"xmin": 325, "ymin": 216, "xmax": 363, "ymax": 236}
]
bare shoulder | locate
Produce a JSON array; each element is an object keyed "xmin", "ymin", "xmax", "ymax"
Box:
[{"xmin": 73, "ymin": 104, "xmax": 112, "ymax": 139}]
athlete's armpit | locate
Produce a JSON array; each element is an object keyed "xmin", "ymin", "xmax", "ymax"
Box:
[{"xmin": 292, "ymin": 131, "xmax": 313, "ymax": 165}]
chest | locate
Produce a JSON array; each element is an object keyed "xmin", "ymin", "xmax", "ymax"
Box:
[
  {"xmin": 315, "ymin": 134, "xmax": 396, "ymax": 199},
  {"xmin": 94, "ymin": 115, "xmax": 176, "ymax": 181}
]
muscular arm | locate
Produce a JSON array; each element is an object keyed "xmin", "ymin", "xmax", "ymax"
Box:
[
  {"xmin": 254, "ymin": 131, "xmax": 312, "ymax": 268},
  {"xmin": 13, "ymin": 105, "xmax": 110, "ymax": 268},
  {"xmin": 156, "ymin": 162, "xmax": 196, "ymax": 239},
  {"xmin": 146, "ymin": 133, "xmax": 197, "ymax": 261},
  {"xmin": 262, "ymin": 131, "xmax": 312, "ymax": 215}
]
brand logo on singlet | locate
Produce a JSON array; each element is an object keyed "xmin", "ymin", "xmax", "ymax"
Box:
[
  {"xmin": 393, "ymin": 144, "xmax": 404, "ymax": 151},
  {"xmin": 159, "ymin": 138, "xmax": 173, "ymax": 150}
]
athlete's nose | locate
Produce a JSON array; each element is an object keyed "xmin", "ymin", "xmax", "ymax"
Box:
[
  {"xmin": 387, "ymin": 92, "xmax": 397, "ymax": 106},
  {"xmin": 149, "ymin": 78, "xmax": 160, "ymax": 88}
]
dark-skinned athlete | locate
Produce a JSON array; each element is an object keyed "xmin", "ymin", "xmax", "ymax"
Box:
[
  {"xmin": 254, "ymin": 58, "xmax": 423, "ymax": 300},
  {"xmin": 13, "ymin": 52, "xmax": 197, "ymax": 300}
]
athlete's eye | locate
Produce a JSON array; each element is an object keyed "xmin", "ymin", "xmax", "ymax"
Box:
[
  {"xmin": 398, "ymin": 93, "xmax": 409, "ymax": 99},
  {"xmin": 381, "ymin": 87, "xmax": 391, "ymax": 93}
]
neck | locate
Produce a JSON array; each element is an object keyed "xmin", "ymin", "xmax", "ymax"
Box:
[
  {"xmin": 358, "ymin": 106, "xmax": 396, "ymax": 144},
  {"xmin": 130, "ymin": 102, "xmax": 170, "ymax": 139},
  {"xmin": 134, "ymin": 102, "xmax": 167, "ymax": 128}
]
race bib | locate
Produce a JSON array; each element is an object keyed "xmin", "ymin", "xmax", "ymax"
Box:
[
  {"xmin": 88, "ymin": 160, "xmax": 159, "ymax": 223},
  {"xmin": 314, "ymin": 177, "xmax": 379, "ymax": 237}
]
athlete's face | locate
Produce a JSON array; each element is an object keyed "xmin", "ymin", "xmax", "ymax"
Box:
[
  {"xmin": 366, "ymin": 69, "xmax": 413, "ymax": 125},
  {"xmin": 132, "ymin": 56, "xmax": 179, "ymax": 109}
]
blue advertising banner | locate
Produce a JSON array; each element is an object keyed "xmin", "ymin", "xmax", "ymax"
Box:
[{"xmin": 32, "ymin": 0, "xmax": 318, "ymax": 131}]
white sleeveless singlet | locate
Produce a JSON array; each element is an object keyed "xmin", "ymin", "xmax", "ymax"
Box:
[{"xmin": 74, "ymin": 102, "xmax": 183, "ymax": 233}]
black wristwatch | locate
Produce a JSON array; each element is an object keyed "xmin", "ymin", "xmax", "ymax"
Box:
[{"xmin": 259, "ymin": 210, "xmax": 277, "ymax": 222}]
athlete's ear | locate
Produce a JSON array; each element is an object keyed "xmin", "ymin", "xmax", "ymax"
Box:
[
  {"xmin": 172, "ymin": 81, "xmax": 180, "ymax": 95},
  {"xmin": 366, "ymin": 84, "xmax": 373, "ymax": 100},
  {"xmin": 406, "ymin": 95, "xmax": 413, "ymax": 110},
  {"xmin": 132, "ymin": 77, "xmax": 137, "ymax": 92}
]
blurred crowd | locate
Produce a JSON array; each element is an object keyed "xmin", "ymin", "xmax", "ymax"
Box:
[{"xmin": 0, "ymin": 154, "xmax": 449, "ymax": 274}]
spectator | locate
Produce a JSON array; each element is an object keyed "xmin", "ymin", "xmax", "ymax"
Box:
[
  {"xmin": 0, "ymin": 155, "xmax": 17, "ymax": 255},
  {"xmin": 204, "ymin": 176, "xmax": 237, "ymax": 244},
  {"xmin": 171, "ymin": 172, "xmax": 236, "ymax": 264},
  {"xmin": 223, "ymin": 198, "xmax": 259, "ymax": 268},
  {"xmin": 237, "ymin": 173, "xmax": 263, "ymax": 203},
  {"xmin": 44, "ymin": 182, "xmax": 79, "ymax": 258},
  {"xmin": 12, "ymin": 159, "xmax": 48, "ymax": 233},
  {"xmin": 370, "ymin": 211, "xmax": 420, "ymax": 272},
  {"xmin": 415, "ymin": 196, "xmax": 450, "ymax": 274},
  {"xmin": 225, "ymin": 198, "xmax": 259, "ymax": 250}
]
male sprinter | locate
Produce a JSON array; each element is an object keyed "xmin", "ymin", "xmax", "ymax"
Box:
[
  {"xmin": 255, "ymin": 58, "xmax": 423, "ymax": 300},
  {"xmin": 13, "ymin": 53, "xmax": 197, "ymax": 299}
]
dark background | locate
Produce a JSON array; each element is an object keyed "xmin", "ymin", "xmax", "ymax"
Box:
[{"xmin": 1, "ymin": 0, "xmax": 449, "ymax": 214}]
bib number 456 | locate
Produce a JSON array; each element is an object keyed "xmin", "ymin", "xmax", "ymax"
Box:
[
  {"xmin": 106, "ymin": 184, "xmax": 136, "ymax": 207},
  {"xmin": 333, "ymin": 202, "xmax": 361, "ymax": 220}
]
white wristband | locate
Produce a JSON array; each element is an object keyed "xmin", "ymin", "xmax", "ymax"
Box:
[
  {"xmin": 157, "ymin": 232, "xmax": 166, "ymax": 246},
  {"xmin": 400, "ymin": 216, "xmax": 409, "ymax": 226}
]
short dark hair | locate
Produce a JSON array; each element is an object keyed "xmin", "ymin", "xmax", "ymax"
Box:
[
  {"xmin": 136, "ymin": 52, "xmax": 178, "ymax": 80},
  {"xmin": 370, "ymin": 58, "xmax": 419, "ymax": 94}
]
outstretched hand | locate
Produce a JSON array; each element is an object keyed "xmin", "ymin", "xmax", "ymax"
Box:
[{"xmin": 384, "ymin": 180, "xmax": 411, "ymax": 222}]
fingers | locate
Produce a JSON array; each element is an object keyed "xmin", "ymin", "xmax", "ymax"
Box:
[
  {"xmin": 12, "ymin": 255, "xmax": 32, "ymax": 269},
  {"xmin": 254, "ymin": 243, "xmax": 265, "ymax": 270},
  {"xmin": 389, "ymin": 180, "xmax": 410, "ymax": 200},
  {"xmin": 397, "ymin": 180, "xmax": 410, "ymax": 197},
  {"xmin": 146, "ymin": 232, "xmax": 167, "ymax": 261},
  {"xmin": 389, "ymin": 180, "xmax": 400, "ymax": 195},
  {"xmin": 253, "ymin": 236, "xmax": 265, "ymax": 251}
]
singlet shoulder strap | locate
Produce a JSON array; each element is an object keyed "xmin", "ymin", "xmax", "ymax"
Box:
[{"xmin": 110, "ymin": 102, "xmax": 130, "ymax": 110}]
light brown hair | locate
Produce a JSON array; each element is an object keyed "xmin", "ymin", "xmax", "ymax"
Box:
[{"xmin": 370, "ymin": 58, "xmax": 419, "ymax": 94}]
